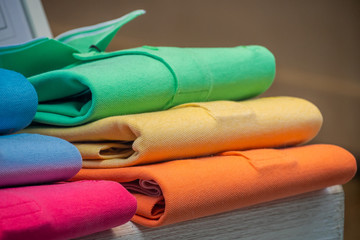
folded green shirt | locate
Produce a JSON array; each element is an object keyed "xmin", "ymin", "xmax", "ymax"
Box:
[
  {"xmin": 30, "ymin": 44, "xmax": 275, "ymax": 126},
  {"xmin": 0, "ymin": 10, "xmax": 275, "ymax": 126}
]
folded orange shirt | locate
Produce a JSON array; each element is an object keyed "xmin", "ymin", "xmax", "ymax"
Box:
[{"xmin": 72, "ymin": 144, "xmax": 357, "ymax": 227}]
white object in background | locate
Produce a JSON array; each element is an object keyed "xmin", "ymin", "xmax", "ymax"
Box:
[
  {"xmin": 0, "ymin": 0, "xmax": 52, "ymax": 46},
  {"xmin": 77, "ymin": 185, "xmax": 344, "ymax": 240}
]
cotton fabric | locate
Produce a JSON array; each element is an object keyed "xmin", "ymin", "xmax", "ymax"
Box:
[
  {"xmin": 72, "ymin": 144, "xmax": 357, "ymax": 227},
  {"xmin": 0, "ymin": 10, "xmax": 275, "ymax": 127},
  {"xmin": 0, "ymin": 180, "xmax": 137, "ymax": 240},
  {"xmin": 0, "ymin": 133, "xmax": 82, "ymax": 187},
  {"xmin": 29, "ymin": 44, "xmax": 275, "ymax": 126},
  {"xmin": 24, "ymin": 97, "xmax": 322, "ymax": 168},
  {"xmin": 0, "ymin": 69, "xmax": 37, "ymax": 135},
  {"xmin": 0, "ymin": 10, "xmax": 145, "ymax": 78}
]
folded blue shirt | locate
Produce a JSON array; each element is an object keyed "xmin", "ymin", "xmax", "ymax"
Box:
[
  {"xmin": 0, "ymin": 133, "xmax": 82, "ymax": 187},
  {"xmin": 0, "ymin": 68, "xmax": 38, "ymax": 134}
]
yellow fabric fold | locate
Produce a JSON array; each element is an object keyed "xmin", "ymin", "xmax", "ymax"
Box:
[{"xmin": 22, "ymin": 96, "xmax": 323, "ymax": 168}]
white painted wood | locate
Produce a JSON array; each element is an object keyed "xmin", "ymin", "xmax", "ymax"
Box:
[
  {"xmin": 77, "ymin": 185, "xmax": 344, "ymax": 240},
  {"xmin": 22, "ymin": 0, "xmax": 53, "ymax": 38},
  {"xmin": 0, "ymin": 0, "xmax": 52, "ymax": 46},
  {"xmin": 0, "ymin": 0, "xmax": 33, "ymax": 45}
]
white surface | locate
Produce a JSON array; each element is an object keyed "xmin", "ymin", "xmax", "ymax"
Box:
[
  {"xmin": 22, "ymin": 0, "xmax": 52, "ymax": 38},
  {"xmin": 77, "ymin": 185, "xmax": 344, "ymax": 240},
  {"xmin": 0, "ymin": 0, "xmax": 51, "ymax": 46},
  {"xmin": 0, "ymin": 0, "xmax": 32, "ymax": 45}
]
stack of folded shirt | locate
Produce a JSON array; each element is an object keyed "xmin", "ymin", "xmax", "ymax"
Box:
[
  {"xmin": 0, "ymin": 69, "xmax": 137, "ymax": 240},
  {"xmin": 1, "ymin": 9, "xmax": 357, "ymax": 235}
]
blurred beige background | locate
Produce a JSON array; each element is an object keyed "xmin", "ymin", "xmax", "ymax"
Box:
[{"xmin": 42, "ymin": 0, "xmax": 359, "ymax": 239}]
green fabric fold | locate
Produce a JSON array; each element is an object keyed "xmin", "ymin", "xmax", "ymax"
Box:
[
  {"xmin": 29, "ymin": 45, "xmax": 275, "ymax": 126},
  {"xmin": 0, "ymin": 10, "xmax": 145, "ymax": 77},
  {"xmin": 0, "ymin": 9, "xmax": 276, "ymax": 126}
]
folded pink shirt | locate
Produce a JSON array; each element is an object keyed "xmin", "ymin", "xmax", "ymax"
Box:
[{"xmin": 0, "ymin": 180, "xmax": 137, "ymax": 240}]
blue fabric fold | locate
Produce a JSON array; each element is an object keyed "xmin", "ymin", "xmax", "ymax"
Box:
[
  {"xmin": 0, "ymin": 69, "xmax": 38, "ymax": 134},
  {"xmin": 0, "ymin": 133, "xmax": 82, "ymax": 187}
]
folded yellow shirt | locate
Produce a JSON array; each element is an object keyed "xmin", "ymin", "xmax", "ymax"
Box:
[{"xmin": 23, "ymin": 96, "xmax": 323, "ymax": 168}]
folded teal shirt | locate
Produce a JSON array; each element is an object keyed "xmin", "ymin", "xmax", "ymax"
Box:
[
  {"xmin": 0, "ymin": 69, "xmax": 38, "ymax": 134},
  {"xmin": 30, "ymin": 45, "xmax": 275, "ymax": 126}
]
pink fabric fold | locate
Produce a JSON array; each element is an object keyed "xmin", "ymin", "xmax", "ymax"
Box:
[{"xmin": 0, "ymin": 180, "xmax": 137, "ymax": 240}]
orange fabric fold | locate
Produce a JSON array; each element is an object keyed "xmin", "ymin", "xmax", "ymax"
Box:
[
  {"xmin": 71, "ymin": 144, "xmax": 357, "ymax": 227},
  {"xmin": 132, "ymin": 194, "xmax": 165, "ymax": 220}
]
